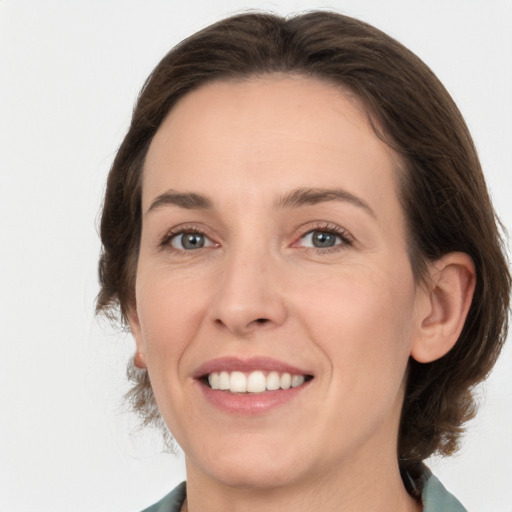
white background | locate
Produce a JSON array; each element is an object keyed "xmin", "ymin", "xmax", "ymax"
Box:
[{"xmin": 1, "ymin": 1, "xmax": 511, "ymax": 511}]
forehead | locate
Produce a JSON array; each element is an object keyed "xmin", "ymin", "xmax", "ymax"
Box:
[{"xmin": 143, "ymin": 75, "xmax": 403, "ymax": 221}]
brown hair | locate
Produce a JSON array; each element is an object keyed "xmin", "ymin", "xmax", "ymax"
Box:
[{"xmin": 97, "ymin": 10, "xmax": 510, "ymax": 490}]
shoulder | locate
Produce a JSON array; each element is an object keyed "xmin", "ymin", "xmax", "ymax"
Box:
[
  {"xmin": 140, "ymin": 482, "xmax": 186, "ymax": 512},
  {"xmin": 422, "ymin": 468, "xmax": 467, "ymax": 512}
]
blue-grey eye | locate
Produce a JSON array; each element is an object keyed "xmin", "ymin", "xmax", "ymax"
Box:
[
  {"xmin": 301, "ymin": 230, "xmax": 341, "ymax": 248},
  {"xmin": 171, "ymin": 232, "xmax": 209, "ymax": 250}
]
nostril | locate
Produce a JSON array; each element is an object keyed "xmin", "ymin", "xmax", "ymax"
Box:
[{"xmin": 214, "ymin": 318, "xmax": 270, "ymax": 328}]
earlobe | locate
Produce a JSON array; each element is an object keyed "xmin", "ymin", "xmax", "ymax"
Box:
[
  {"xmin": 134, "ymin": 351, "xmax": 147, "ymax": 369},
  {"xmin": 127, "ymin": 304, "xmax": 147, "ymax": 369},
  {"xmin": 411, "ymin": 252, "xmax": 476, "ymax": 363}
]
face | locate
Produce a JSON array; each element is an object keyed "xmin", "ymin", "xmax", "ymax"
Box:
[{"xmin": 131, "ymin": 76, "xmax": 427, "ymax": 491}]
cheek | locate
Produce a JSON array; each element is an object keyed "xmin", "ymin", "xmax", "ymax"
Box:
[
  {"xmin": 134, "ymin": 273, "xmax": 212, "ymax": 435},
  {"xmin": 299, "ymin": 262, "xmax": 417, "ymax": 384},
  {"xmin": 135, "ymin": 271, "xmax": 210, "ymax": 368}
]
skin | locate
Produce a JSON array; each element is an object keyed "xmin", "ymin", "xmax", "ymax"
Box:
[{"xmin": 129, "ymin": 75, "xmax": 475, "ymax": 512}]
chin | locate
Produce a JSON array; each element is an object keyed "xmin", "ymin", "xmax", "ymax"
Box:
[
  {"xmin": 209, "ymin": 459, "xmax": 302, "ymax": 490},
  {"xmin": 188, "ymin": 439, "xmax": 312, "ymax": 491}
]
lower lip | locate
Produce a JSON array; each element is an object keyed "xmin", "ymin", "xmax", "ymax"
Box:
[{"xmin": 197, "ymin": 380, "xmax": 311, "ymax": 415}]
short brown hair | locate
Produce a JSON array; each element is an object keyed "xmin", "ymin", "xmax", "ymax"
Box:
[{"xmin": 97, "ymin": 11, "xmax": 510, "ymax": 486}]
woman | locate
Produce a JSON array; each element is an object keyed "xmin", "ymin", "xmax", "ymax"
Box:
[{"xmin": 96, "ymin": 11, "xmax": 510, "ymax": 511}]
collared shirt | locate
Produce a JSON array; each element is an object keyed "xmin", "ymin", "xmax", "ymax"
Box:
[{"xmin": 141, "ymin": 470, "xmax": 467, "ymax": 512}]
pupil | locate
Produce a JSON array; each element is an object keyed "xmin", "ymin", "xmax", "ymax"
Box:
[
  {"xmin": 313, "ymin": 231, "xmax": 335, "ymax": 247},
  {"xmin": 183, "ymin": 233, "xmax": 204, "ymax": 249}
]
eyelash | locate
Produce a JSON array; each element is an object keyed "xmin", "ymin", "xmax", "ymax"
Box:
[
  {"xmin": 158, "ymin": 223, "xmax": 354, "ymax": 254},
  {"xmin": 296, "ymin": 223, "xmax": 354, "ymax": 253},
  {"xmin": 159, "ymin": 225, "xmax": 215, "ymax": 251}
]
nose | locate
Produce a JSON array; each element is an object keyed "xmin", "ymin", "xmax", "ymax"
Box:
[{"xmin": 210, "ymin": 245, "xmax": 287, "ymax": 337}]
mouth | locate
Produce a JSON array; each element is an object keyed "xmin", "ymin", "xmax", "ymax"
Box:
[
  {"xmin": 194, "ymin": 357, "xmax": 314, "ymax": 414},
  {"xmin": 194, "ymin": 356, "xmax": 314, "ymax": 394},
  {"xmin": 202, "ymin": 370, "xmax": 314, "ymax": 393}
]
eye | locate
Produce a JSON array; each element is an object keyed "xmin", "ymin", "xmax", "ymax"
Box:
[
  {"xmin": 301, "ymin": 230, "xmax": 340, "ymax": 248},
  {"xmin": 298, "ymin": 227, "xmax": 352, "ymax": 250},
  {"xmin": 170, "ymin": 231, "xmax": 214, "ymax": 250}
]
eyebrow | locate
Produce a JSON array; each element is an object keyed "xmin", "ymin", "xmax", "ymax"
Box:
[
  {"xmin": 145, "ymin": 186, "xmax": 375, "ymax": 217},
  {"xmin": 275, "ymin": 187, "xmax": 375, "ymax": 217},
  {"xmin": 146, "ymin": 190, "xmax": 213, "ymax": 214}
]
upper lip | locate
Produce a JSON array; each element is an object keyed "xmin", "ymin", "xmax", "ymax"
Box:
[{"xmin": 193, "ymin": 356, "xmax": 312, "ymax": 379}]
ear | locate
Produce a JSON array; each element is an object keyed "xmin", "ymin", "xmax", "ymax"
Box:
[
  {"xmin": 127, "ymin": 304, "xmax": 147, "ymax": 369},
  {"xmin": 411, "ymin": 252, "xmax": 476, "ymax": 363}
]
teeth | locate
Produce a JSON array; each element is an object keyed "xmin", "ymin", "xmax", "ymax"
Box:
[
  {"xmin": 266, "ymin": 371, "xmax": 280, "ymax": 391},
  {"xmin": 219, "ymin": 371, "xmax": 230, "ymax": 390},
  {"xmin": 230, "ymin": 371, "xmax": 247, "ymax": 392},
  {"xmin": 207, "ymin": 370, "xmax": 308, "ymax": 393},
  {"xmin": 247, "ymin": 371, "xmax": 267, "ymax": 393},
  {"xmin": 291, "ymin": 375, "xmax": 305, "ymax": 388},
  {"xmin": 280, "ymin": 372, "xmax": 291, "ymax": 390},
  {"xmin": 209, "ymin": 372, "xmax": 220, "ymax": 390}
]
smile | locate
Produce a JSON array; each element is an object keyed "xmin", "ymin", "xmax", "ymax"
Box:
[
  {"xmin": 194, "ymin": 357, "xmax": 314, "ymax": 414},
  {"xmin": 207, "ymin": 370, "xmax": 308, "ymax": 393}
]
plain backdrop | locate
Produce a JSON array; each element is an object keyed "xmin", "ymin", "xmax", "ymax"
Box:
[{"xmin": 1, "ymin": 1, "xmax": 511, "ymax": 511}]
